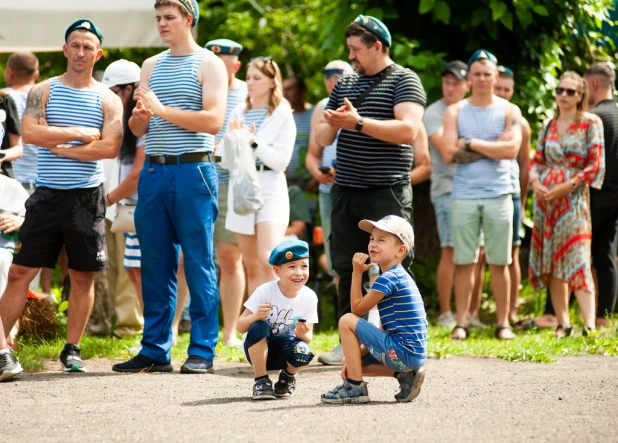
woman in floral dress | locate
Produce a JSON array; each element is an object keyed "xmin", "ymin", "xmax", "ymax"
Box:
[{"xmin": 529, "ymin": 71, "xmax": 605, "ymax": 338}]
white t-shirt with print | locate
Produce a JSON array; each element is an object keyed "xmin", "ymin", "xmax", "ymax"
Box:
[{"xmin": 243, "ymin": 280, "xmax": 319, "ymax": 341}]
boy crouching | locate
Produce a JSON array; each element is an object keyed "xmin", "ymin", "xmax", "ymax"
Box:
[
  {"xmin": 237, "ymin": 239, "xmax": 318, "ymax": 400},
  {"xmin": 321, "ymin": 216, "xmax": 427, "ymax": 404}
]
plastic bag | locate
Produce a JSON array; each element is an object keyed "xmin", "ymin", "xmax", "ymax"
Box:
[{"xmin": 223, "ymin": 129, "xmax": 263, "ymax": 215}]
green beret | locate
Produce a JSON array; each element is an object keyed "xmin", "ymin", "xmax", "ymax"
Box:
[
  {"xmin": 268, "ymin": 239, "xmax": 310, "ymax": 266},
  {"xmin": 497, "ymin": 65, "xmax": 514, "ymax": 77},
  {"xmin": 467, "ymin": 49, "xmax": 498, "ymax": 68},
  {"xmin": 352, "ymin": 14, "xmax": 392, "ymax": 47},
  {"xmin": 205, "ymin": 39, "xmax": 243, "ymax": 55},
  {"xmin": 65, "ymin": 19, "xmax": 103, "ymax": 44}
]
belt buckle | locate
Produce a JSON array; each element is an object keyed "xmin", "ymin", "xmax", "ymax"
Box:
[{"xmin": 155, "ymin": 156, "xmax": 166, "ymax": 165}]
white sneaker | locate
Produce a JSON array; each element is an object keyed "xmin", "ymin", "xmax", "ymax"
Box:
[
  {"xmin": 318, "ymin": 344, "xmax": 343, "ymax": 366},
  {"xmin": 225, "ymin": 337, "xmax": 243, "ymax": 347},
  {"xmin": 467, "ymin": 313, "xmax": 487, "ymax": 328},
  {"xmin": 437, "ymin": 312, "xmax": 457, "ymax": 328}
]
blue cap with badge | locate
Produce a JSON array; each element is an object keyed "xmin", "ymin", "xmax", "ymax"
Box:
[
  {"xmin": 352, "ymin": 14, "xmax": 392, "ymax": 47},
  {"xmin": 497, "ymin": 65, "xmax": 514, "ymax": 77},
  {"xmin": 65, "ymin": 19, "xmax": 103, "ymax": 44},
  {"xmin": 467, "ymin": 49, "xmax": 498, "ymax": 68},
  {"xmin": 205, "ymin": 39, "xmax": 243, "ymax": 55},
  {"xmin": 268, "ymin": 239, "xmax": 310, "ymax": 266}
]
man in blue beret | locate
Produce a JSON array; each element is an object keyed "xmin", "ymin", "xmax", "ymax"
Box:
[
  {"xmin": 494, "ymin": 65, "xmax": 531, "ymax": 327},
  {"xmin": 112, "ymin": 0, "xmax": 228, "ymax": 374},
  {"xmin": 236, "ymin": 239, "xmax": 318, "ymax": 399},
  {"xmin": 203, "ymin": 38, "xmax": 248, "ymax": 348},
  {"xmin": 0, "ymin": 19, "xmax": 124, "ymax": 374},
  {"xmin": 314, "ymin": 14, "xmax": 426, "ymax": 365},
  {"xmin": 440, "ymin": 49, "xmax": 523, "ymax": 340}
]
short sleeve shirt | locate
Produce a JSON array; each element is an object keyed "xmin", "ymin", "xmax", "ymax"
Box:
[
  {"xmin": 326, "ymin": 65, "xmax": 426, "ymax": 188},
  {"xmin": 423, "ymin": 99, "xmax": 454, "ymax": 199}
]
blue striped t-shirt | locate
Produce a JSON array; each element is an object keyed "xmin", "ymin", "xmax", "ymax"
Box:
[
  {"xmin": 287, "ymin": 107, "xmax": 314, "ymax": 179},
  {"xmin": 216, "ymin": 80, "xmax": 247, "ymax": 184},
  {"xmin": 145, "ymin": 49, "xmax": 215, "ymax": 156},
  {"xmin": 2, "ymin": 88, "xmax": 38, "ymax": 183},
  {"xmin": 37, "ymin": 78, "xmax": 105, "ymax": 189},
  {"xmin": 243, "ymin": 108, "xmax": 269, "ymax": 166},
  {"xmin": 372, "ymin": 264, "xmax": 427, "ymax": 357}
]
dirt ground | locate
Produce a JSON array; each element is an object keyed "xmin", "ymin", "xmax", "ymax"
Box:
[{"xmin": 4, "ymin": 355, "xmax": 617, "ymax": 442}]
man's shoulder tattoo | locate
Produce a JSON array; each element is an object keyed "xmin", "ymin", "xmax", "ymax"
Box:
[{"xmin": 23, "ymin": 85, "xmax": 46, "ymax": 119}]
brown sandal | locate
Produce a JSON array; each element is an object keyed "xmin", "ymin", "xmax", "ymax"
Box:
[{"xmin": 451, "ymin": 325, "xmax": 469, "ymax": 340}]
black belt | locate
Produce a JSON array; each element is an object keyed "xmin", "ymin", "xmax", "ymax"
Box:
[
  {"xmin": 147, "ymin": 152, "xmax": 220, "ymax": 165},
  {"xmin": 256, "ymin": 164, "xmax": 272, "ymax": 171}
]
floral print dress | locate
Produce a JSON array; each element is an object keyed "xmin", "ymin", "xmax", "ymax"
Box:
[{"xmin": 529, "ymin": 113, "xmax": 605, "ymax": 292}]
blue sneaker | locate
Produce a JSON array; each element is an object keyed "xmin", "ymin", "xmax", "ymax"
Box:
[
  {"xmin": 321, "ymin": 380, "xmax": 370, "ymax": 404},
  {"xmin": 180, "ymin": 356, "xmax": 214, "ymax": 374},
  {"xmin": 395, "ymin": 367, "xmax": 425, "ymax": 402}
]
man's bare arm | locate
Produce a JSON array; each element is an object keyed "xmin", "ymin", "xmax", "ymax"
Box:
[
  {"xmin": 356, "ymin": 101, "xmax": 424, "ymax": 144},
  {"xmin": 518, "ymin": 116, "xmax": 531, "ymax": 199},
  {"xmin": 315, "ymin": 113, "xmax": 338, "ymax": 147},
  {"xmin": 466, "ymin": 103, "xmax": 522, "ymax": 160},
  {"xmin": 48, "ymin": 90, "xmax": 123, "ymax": 161},
  {"xmin": 129, "ymin": 56, "xmax": 157, "ymax": 137},
  {"xmin": 410, "ymin": 123, "xmax": 431, "ymax": 185}
]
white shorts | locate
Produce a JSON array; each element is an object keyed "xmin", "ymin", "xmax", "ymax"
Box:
[{"xmin": 226, "ymin": 170, "xmax": 290, "ymax": 235}]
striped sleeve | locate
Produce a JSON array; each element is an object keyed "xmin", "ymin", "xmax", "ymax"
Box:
[{"xmin": 393, "ymin": 70, "xmax": 426, "ymax": 108}]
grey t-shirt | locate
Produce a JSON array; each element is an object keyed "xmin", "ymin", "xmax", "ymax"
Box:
[{"xmin": 423, "ymin": 99, "xmax": 454, "ymax": 200}]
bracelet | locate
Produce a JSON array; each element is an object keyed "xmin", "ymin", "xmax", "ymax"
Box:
[{"xmin": 106, "ymin": 194, "xmax": 113, "ymax": 206}]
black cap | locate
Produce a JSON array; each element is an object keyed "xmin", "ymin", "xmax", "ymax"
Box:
[{"xmin": 442, "ymin": 60, "xmax": 467, "ymax": 81}]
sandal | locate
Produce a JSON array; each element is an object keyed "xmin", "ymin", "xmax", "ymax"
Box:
[
  {"xmin": 582, "ymin": 327, "xmax": 596, "ymax": 337},
  {"xmin": 555, "ymin": 325, "xmax": 572, "ymax": 338},
  {"xmin": 495, "ymin": 325, "xmax": 515, "ymax": 340},
  {"xmin": 451, "ymin": 325, "xmax": 469, "ymax": 340},
  {"xmin": 321, "ymin": 380, "xmax": 370, "ymax": 404}
]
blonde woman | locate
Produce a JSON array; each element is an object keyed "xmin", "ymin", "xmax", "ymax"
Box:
[
  {"xmin": 529, "ymin": 71, "xmax": 605, "ymax": 337},
  {"xmin": 221, "ymin": 57, "xmax": 296, "ymax": 295}
]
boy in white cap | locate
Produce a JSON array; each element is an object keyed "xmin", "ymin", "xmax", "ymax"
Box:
[{"xmin": 321, "ymin": 215, "xmax": 427, "ymax": 404}]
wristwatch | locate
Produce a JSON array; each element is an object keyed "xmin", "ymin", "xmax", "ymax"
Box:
[
  {"xmin": 464, "ymin": 138, "xmax": 472, "ymax": 150},
  {"xmin": 355, "ymin": 117, "xmax": 364, "ymax": 132},
  {"xmin": 250, "ymin": 140, "xmax": 258, "ymax": 150}
]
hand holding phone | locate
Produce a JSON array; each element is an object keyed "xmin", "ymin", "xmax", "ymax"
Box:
[{"xmin": 318, "ymin": 166, "xmax": 332, "ymax": 174}]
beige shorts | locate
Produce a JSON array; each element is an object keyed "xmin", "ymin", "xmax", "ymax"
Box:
[{"xmin": 214, "ymin": 183, "xmax": 238, "ymax": 244}]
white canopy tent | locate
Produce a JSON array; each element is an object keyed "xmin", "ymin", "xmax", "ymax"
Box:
[{"xmin": 0, "ymin": 0, "xmax": 165, "ymax": 52}]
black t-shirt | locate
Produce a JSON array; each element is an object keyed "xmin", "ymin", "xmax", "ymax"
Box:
[
  {"xmin": 590, "ymin": 98, "xmax": 618, "ymax": 208},
  {"xmin": 0, "ymin": 93, "xmax": 22, "ymax": 177},
  {"xmin": 326, "ymin": 65, "xmax": 426, "ymax": 188}
]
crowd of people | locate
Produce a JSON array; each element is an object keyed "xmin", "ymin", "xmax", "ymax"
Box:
[{"xmin": 0, "ymin": 0, "xmax": 616, "ymax": 403}]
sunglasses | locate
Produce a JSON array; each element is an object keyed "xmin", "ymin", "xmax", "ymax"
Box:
[
  {"xmin": 250, "ymin": 56, "xmax": 273, "ymax": 63},
  {"xmin": 555, "ymin": 87, "xmax": 579, "ymax": 96},
  {"xmin": 322, "ymin": 68, "xmax": 345, "ymax": 78}
]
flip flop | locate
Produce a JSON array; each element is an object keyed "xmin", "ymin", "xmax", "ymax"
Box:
[
  {"xmin": 451, "ymin": 325, "xmax": 469, "ymax": 340},
  {"xmin": 495, "ymin": 326, "xmax": 515, "ymax": 340}
]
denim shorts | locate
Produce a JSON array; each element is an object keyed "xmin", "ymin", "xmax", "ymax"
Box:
[
  {"xmin": 512, "ymin": 196, "xmax": 522, "ymax": 247},
  {"xmin": 244, "ymin": 321, "xmax": 314, "ymax": 370},
  {"xmin": 432, "ymin": 193, "xmax": 453, "ymax": 248},
  {"xmin": 355, "ymin": 318, "xmax": 425, "ymax": 372}
]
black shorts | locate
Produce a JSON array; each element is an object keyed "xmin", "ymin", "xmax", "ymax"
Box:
[{"xmin": 12, "ymin": 185, "xmax": 108, "ymax": 272}]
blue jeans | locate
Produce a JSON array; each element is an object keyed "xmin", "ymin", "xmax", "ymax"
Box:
[
  {"xmin": 135, "ymin": 160, "xmax": 220, "ymax": 363},
  {"xmin": 244, "ymin": 321, "xmax": 314, "ymax": 370}
]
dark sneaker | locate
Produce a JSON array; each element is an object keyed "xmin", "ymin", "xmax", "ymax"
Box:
[
  {"xmin": 112, "ymin": 354, "xmax": 173, "ymax": 373},
  {"xmin": 0, "ymin": 350, "xmax": 23, "ymax": 382},
  {"xmin": 60, "ymin": 344, "xmax": 86, "ymax": 373},
  {"xmin": 253, "ymin": 377, "xmax": 276, "ymax": 400},
  {"xmin": 321, "ymin": 381, "xmax": 370, "ymax": 404},
  {"xmin": 395, "ymin": 367, "xmax": 425, "ymax": 402},
  {"xmin": 180, "ymin": 356, "xmax": 214, "ymax": 374},
  {"xmin": 274, "ymin": 371, "xmax": 296, "ymax": 397}
]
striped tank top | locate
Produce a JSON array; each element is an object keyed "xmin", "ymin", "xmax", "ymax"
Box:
[
  {"xmin": 145, "ymin": 49, "xmax": 214, "ymax": 155},
  {"xmin": 243, "ymin": 108, "xmax": 269, "ymax": 166},
  {"xmin": 37, "ymin": 77, "xmax": 105, "ymax": 189},
  {"xmin": 216, "ymin": 80, "xmax": 247, "ymax": 184},
  {"xmin": 452, "ymin": 99, "xmax": 513, "ymax": 199}
]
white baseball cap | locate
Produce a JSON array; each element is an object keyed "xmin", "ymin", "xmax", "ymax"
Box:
[
  {"xmin": 102, "ymin": 60, "xmax": 140, "ymax": 87},
  {"xmin": 359, "ymin": 215, "xmax": 414, "ymax": 250}
]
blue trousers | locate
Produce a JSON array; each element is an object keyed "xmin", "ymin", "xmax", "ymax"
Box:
[{"xmin": 135, "ymin": 160, "xmax": 220, "ymax": 363}]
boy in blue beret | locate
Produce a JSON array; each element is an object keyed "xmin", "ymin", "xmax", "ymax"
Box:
[
  {"xmin": 236, "ymin": 239, "xmax": 319, "ymax": 400},
  {"xmin": 321, "ymin": 216, "xmax": 427, "ymax": 404}
]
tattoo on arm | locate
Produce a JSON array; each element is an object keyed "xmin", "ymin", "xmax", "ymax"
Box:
[
  {"xmin": 452, "ymin": 149, "xmax": 487, "ymax": 164},
  {"xmin": 512, "ymin": 116, "xmax": 521, "ymax": 127},
  {"xmin": 105, "ymin": 99, "xmax": 124, "ymax": 143},
  {"xmin": 24, "ymin": 86, "xmax": 45, "ymax": 119}
]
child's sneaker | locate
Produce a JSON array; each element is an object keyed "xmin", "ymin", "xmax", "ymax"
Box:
[
  {"xmin": 394, "ymin": 367, "xmax": 425, "ymax": 402},
  {"xmin": 253, "ymin": 377, "xmax": 276, "ymax": 400},
  {"xmin": 321, "ymin": 380, "xmax": 370, "ymax": 404},
  {"xmin": 274, "ymin": 370, "xmax": 296, "ymax": 397}
]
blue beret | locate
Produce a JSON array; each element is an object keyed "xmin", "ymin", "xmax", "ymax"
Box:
[
  {"xmin": 268, "ymin": 240, "xmax": 310, "ymax": 266},
  {"xmin": 497, "ymin": 65, "xmax": 514, "ymax": 77},
  {"xmin": 177, "ymin": 0, "xmax": 200, "ymax": 27},
  {"xmin": 65, "ymin": 19, "xmax": 103, "ymax": 44},
  {"xmin": 467, "ymin": 49, "xmax": 498, "ymax": 68},
  {"xmin": 205, "ymin": 39, "xmax": 243, "ymax": 55},
  {"xmin": 353, "ymin": 15, "xmax": 391, "ymax": 47}
]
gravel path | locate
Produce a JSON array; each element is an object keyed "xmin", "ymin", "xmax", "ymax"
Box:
[{"xmin": 4, "ymin": 356, "xmax": 617, "ymax": 442}]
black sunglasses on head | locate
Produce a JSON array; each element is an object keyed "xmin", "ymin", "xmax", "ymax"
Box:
[
  {"xmin": 322, "ymin": 68, "xmax": 345, "ymax": 77},
  {"xmin": 555, "ymin": 87, "xmax": 578, "ymax": 96}
]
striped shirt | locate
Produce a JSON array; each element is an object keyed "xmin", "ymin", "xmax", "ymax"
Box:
[
  {"xmin": 326, "ymin": 65, "xmax": 426, "ymax": 188},
  {"xmin": 216, "ymin": 79, "xmax": 247, "ymax": 184},
  {"xmin": 243, "ymin": 108, "xmax": 269, "ymax": 166},
  {"xmin": 38, "ymin": 78, "xmax": 105, "ymax": 189},
  {"xmin": 372, "ymin": 264, "xmax": 427, "ymax": 357},
  {"xmin": 2, "ymin": 88, "xmax": 38, "ymax": 183},
  {"xmin": 145, "ymin": 49, "xmax": 214, "ymax": 156},
  {"xmin": 452, "ymin": 99, "xmax": 513, "ymax": 199},
  {"xmin": 287, "ymin": 107, "xmax": 314, "ymax": 179}
]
